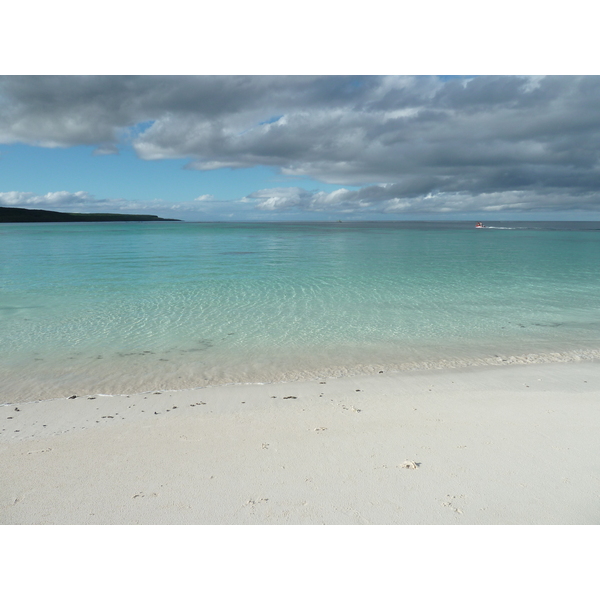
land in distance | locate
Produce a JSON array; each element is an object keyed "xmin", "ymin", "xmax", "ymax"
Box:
[{"xmin": 0, "ymin": 206, "xmax": 180, "ymax": 223}]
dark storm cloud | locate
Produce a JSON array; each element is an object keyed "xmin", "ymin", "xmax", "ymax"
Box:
[
  {"xmin": 0, "ymin": 75, "xmax": 379, "ymax": 146},
  {"xmin": 2, "ymin": 75, "xmax": 600, "ymax": 213}
]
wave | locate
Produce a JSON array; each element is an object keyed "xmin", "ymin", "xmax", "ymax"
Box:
[{"xmin": 5, "ymin": 347, "xmax": 600, "ymax": 405}]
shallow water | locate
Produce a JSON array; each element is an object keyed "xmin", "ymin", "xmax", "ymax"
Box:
[{"xmin": 2, "ymin": 220, "xmax": 600, "ymax": 401}]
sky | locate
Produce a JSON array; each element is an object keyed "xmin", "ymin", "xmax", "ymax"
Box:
[
  {"xmin": 2, "ymin": 0, "xmax": 600, "ymax": 223},
  {"xmin": 2, "ymin": 74, "xmax": 600, "ymax": 221}
]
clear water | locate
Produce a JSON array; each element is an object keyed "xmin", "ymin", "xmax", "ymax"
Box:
[{"xmin": 2, "ymin": 220, "xmax": 600, "ymax": 402}]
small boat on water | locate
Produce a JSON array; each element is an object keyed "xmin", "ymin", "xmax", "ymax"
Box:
[{"xmin": 475, "ymin": 222, "xmax": 485, "ymax": 228}]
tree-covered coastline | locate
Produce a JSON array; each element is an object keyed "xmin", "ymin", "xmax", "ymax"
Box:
[{"xmin": 1, "ymin": 206, "xmax": 180, "ymax": 222}]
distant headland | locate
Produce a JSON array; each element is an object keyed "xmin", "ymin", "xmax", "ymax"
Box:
[{"xmin": 0, "ymin": 206, "xmax": 180, "ymax": 223}]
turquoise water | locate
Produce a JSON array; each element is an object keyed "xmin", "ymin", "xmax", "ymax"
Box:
[{"xmin": 2, "ymin": 221, "xmax": 600, "ymax": 402}]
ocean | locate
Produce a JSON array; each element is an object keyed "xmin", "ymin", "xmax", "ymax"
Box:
[{"xmin": 2, "ymin": 220, "xmax": 600, "ymax": 402}]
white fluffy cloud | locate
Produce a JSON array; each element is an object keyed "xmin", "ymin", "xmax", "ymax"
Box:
[
  {"xmin": 0, "ymin": 190, "xmax": 224, "ymax": 219},
  {"xmin": 245, "ymin": 186, "xmax": 600, "ymax": 214},
  {"xmin": 0, "ymin": 190, "xmax": 102, "ymax": 207}
]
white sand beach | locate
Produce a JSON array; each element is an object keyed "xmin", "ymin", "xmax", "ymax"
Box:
[{"xmin": 1, "ymin": 361, "xmax": 599, "ymax": 525}]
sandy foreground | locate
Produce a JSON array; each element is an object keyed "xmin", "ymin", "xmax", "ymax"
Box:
[{"xmin": 1, "ymin": 361, "xmax": 599, "ymax": 525}]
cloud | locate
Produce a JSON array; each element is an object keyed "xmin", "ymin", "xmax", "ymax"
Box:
[
  {"xmin": 245, "ymin": 185, "xmax": 600, "ymax": 214},
  {"xmin": 3, "ymin": 76, "xmax": 600, "ymax": 213},
  {"xmin": 0, "ymin": 189, "xmax": 220, "ymax": 218},
  {"xmin": 91, "ymin": 144, "xmax": 119, "ymax": 156},
  {"xmin": 0, "ymin": 189, "xmax": 156, "ymax": 213},
  {"xmin": 245, "ymin": 187, "xmax": 375, "ymax": 212},
  {"xmin": 0, "ymin": 190, "xmax": 104, "ymax": 208},
  {"xmin": 0, "ymin": 75, "xmax": 376, "ymax": 149}
]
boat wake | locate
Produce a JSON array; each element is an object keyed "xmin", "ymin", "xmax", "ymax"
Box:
[{"xmin": 485, "ymin": 226, "xmax": 526, "ymax": 230}]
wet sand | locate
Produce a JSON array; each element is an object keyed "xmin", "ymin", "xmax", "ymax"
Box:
[{"xmin": 1, "ymin": 361, "xmax": 599, "ymax": 524}]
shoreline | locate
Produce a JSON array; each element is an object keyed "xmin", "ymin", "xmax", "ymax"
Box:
[
  {"xmin": 3, "ymin": 346, "xmax": 600, "ymax": 405},
  {"xmin": 2, "ymin": 360, "xmax": 599, "ymax": 524}
]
